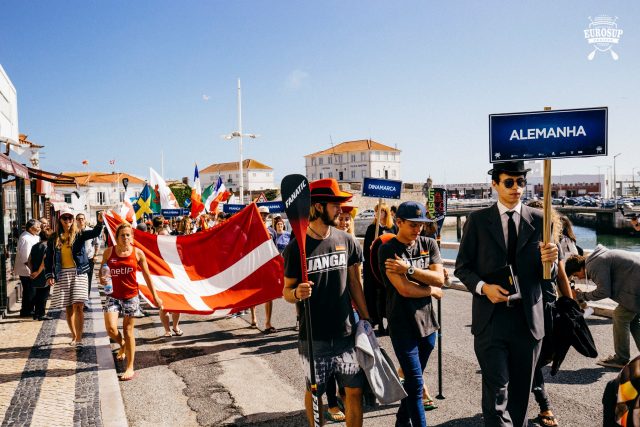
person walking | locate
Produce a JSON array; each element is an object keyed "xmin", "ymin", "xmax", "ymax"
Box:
[
  {"xmin": 152, "ymin": 215, "xmax": 183, "ymax": 337},
  {"xmin": 250, "ymin": 206, "xmax": 278, "ymax": 333},
  {"xmin": 45, "ymin": 210, "xmax": 104, "ymax": 346},
  {"xmin": 100, "ymin": 222, "xmax": 163, "ymax": 381},
  {"xmin": 282, "ymin": 178, "xmax": 370, "ymax": 427},
  {"xmin": 16, "ymin": 219, "xmax": 41, "ymax": 318},
  {"xmin": 273, "ymin": 215, "xmax": 291, "ymax": 254},
  {"xmin": 28, "ymin": 229, "xmax": 51, "ymax": 320},
  {"xmin": 565, "ymin": 246, "xmax": 640, "ymax": 369},
  {"xmin": 379, "ymin": 201, "xmax": 444, "ymax": 427},
  {"xmin": 455, "ymin": 161, "xmax": 558, "ymax": 427}
]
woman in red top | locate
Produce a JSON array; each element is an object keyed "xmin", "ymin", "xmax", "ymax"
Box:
[{"xmin": 100, "ymin": 223, "xmax": 163, "ymax": 381}]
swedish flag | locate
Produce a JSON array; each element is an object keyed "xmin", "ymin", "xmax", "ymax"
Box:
[{"xmin": 134, "ymin": 184, "xmax": 156, "ymax": 220}]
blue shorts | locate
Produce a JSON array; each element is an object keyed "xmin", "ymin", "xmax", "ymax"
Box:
[
  {"xmin": 298, "ymin": 335, "xmax": 365, "ymax": 395},
  {"xmin": 104, "ymin": 296, "xmax": 140, "ymax": 317}
]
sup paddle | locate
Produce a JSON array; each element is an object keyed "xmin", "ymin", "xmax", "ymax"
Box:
[
  {"xmin": 427, "ymin": 186, "xmax": 447, "ymax": 400},
  {"xmin": 281, "ymin": 174, "xmax": 320, "ymax": 427}
]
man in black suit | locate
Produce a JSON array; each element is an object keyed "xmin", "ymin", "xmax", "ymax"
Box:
[{"xmin": 455, "ymin": 161, "xmax": 558, "ymax": 427}]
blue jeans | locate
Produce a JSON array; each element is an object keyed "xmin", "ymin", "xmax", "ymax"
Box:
[{"xmin": 391, "ymin": 332, "xmax": 437, "ymax": 427}]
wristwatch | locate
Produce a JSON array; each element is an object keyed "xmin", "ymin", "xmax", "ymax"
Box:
[{"xmin": 407, "ymin": 266, "xmax": 415, "ymax": 276}]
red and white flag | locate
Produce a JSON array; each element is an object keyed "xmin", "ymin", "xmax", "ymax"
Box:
[{"xmin": 103, "ymin": 204, "xmax": 283, "ymax": 314}]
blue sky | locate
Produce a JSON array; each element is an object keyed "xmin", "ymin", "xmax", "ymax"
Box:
[{"xmin": 1, "ymin": 1, "xmax": 638, "ymax": 184}]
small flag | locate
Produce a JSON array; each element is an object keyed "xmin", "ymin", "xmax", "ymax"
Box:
[
  {"xmin": 82, "ymin": 160, "xmax": 89, "ymax": 165},
  {"xmin": 109, "ymin": 159, "xmax": 116, "ymax": 165},
  {"xmin": 190, "ymin": 164, "xmax": 204, "ymax": 218}
]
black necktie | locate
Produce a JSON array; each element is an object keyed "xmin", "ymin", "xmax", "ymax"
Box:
[{"xmin": 506, "ymin": 211, "xmax": 517, "ymax": 274}]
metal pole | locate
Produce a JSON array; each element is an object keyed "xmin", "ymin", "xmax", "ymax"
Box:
[{"xmin": 238, "ymin": 78, "xmax": 244, "ymax": 205}]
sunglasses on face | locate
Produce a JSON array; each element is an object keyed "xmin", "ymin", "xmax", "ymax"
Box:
[{"xmin": 502, "ymin": 178, "xmax": 527, "ymax": 189}]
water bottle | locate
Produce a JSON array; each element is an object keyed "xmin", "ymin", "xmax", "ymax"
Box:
[{"xmin": 101, "ymin": 264, "xmax": 113, "ymax": 295}]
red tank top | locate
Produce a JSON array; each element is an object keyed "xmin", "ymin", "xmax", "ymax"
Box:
[{"xmin": 107, "ymin": 248, "xmax": 139, "ymax": 300}]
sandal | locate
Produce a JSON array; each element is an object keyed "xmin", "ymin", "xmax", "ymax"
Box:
[
  {"xmin": 537, "ymin": 414, "xmax": 559, "ymax": 427},
  {"xmin": 263, "ymin": 326, "xmax": 277, "ymax": 334},
  {"xmin": 325, "ymin": 407, "xmax": 346, "ymax": 423},
  {"xmin": 423, "ymin": 398, "xmax": 437, "ymax": 411},
  {"xmin": 172, "ymin": 328, "xmax": 184, "ymax": 336},
  {"xmin": 163, "ymin": 331, "xmax": 173, "ymax": 337}
]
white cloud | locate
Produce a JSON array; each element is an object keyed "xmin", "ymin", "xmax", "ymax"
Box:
[
  {"xmin": 202, "ymin": 94, "xmax": 210, "ymax": 101},
  {"xmin": 286, "ymin": 69, "xmax": 309, "ymax": 89}
]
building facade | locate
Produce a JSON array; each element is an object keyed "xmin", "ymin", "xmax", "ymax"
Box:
[
  {"xmin": 200, "ymin": 159, "xmax": 274, "ymax": 193},
  {"xmin": 56, "ymin": 172, "xmax": 146, "ymax": 220},
  {"xmin": 0, "ymin": 65, "xmax": 18, "ymax": 145},
  {"xmin": 304, "ymin": 139, "xmax": 401, "ymax": 182}
]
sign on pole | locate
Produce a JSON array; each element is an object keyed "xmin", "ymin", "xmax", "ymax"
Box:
[
  {"xmin": 362, "ymin": 177, "xmax": 402, "ymax": 199},
  {"xmin": 223, "ymin": 202, "xmax": 285, "ymax": 215},
  {"xmin": 489, "ymin": 107, "xmax": 608, "ymax": 162}
]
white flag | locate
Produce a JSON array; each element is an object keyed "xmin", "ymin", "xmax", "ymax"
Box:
[{"xmin": 149, "ymin": 167, "xmax": 179, "ymax": 210}]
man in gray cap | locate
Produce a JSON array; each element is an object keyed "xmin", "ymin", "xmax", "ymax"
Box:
[{"xmin": 455, "ymin": 160, "xmax": 558, "ymax": 427}]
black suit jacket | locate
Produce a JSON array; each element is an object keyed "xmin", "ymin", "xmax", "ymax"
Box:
[{"xmin": 455, "ymin": 204, "xmax": 547, "ymax": 340}]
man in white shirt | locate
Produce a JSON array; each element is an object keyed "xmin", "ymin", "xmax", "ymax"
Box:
[{"xmin": 16, "ymin": 219, "xmax": 42, "ymax": 318}]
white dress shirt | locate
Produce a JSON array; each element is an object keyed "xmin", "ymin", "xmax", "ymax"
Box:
[
  {"xmin": 15, "ymin": 231, "xmax": 41, "ymax": 277},
  {"xmin": 476, "ymin": 200, "xmax": 522, "ymax": 295}
]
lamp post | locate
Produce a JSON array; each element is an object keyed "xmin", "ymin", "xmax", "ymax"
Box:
[
  {"xmin": 613, "ymin": 153, "xmax": 622, "ymax": 207},
  {"xmin": 222, "ymin": 79, "xmax": 258, "ymax": 205}
]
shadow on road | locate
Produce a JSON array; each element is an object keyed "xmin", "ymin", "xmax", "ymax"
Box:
[{"xmin": 546, "ymin": 366, "xmax": 607, "ymax": 384}]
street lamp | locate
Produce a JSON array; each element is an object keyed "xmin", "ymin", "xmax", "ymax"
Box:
[
  {"xmin": 613, "ymin": 153, "xmax": 622, "ymax": 207},
  {"xmin": 222, "ymin": 79, "xmax": 259, "ymax": 205}
]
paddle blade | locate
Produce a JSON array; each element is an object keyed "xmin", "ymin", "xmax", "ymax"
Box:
[
  {"xmin": 281, "ymin": 174, "xmax": 311, "ymax": 256},
  {"xmin": 426, "ymin": 187, "xmax": 448, "ymax": 235}
]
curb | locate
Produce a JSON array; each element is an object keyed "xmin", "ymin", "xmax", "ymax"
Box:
[{"xmin": 90, "ymin": 287, "xmax": 128, "ymax": 427}]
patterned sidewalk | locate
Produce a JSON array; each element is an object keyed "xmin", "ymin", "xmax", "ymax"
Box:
[{"xmin": 0, "ymin": 287, "xmax": 126, "ymax": 427}]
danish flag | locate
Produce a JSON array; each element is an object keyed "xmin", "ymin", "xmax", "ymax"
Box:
[{"xmin": 104, "ymin": 204, "xmax": 284, "ymax": 314}]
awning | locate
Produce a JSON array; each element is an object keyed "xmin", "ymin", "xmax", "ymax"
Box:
[
  {"xmin": 0, "ymin": 152, "xmax": 32, "ymax": 179},
  {"xmin": 27, "ymin": 167, "xmax": 76, "ymax": 185}
]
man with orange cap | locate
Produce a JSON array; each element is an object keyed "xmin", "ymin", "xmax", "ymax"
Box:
[{"xmin": 283, "ymin": 178, "xmax": 370, "ymax": 427}]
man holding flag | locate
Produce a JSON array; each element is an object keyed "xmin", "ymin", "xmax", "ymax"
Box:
[{"xmin": 282, "ymin": 178, "xmax": 370, "ymax": 427}]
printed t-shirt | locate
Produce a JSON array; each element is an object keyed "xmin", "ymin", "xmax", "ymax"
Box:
[
  {"xmin": 379, "ymin": 236, "xmax": 442, "ymax": 339},
  {"xmin": 108, "ymin": 249, "xmax": 139, "ymax": 300},
  {"xmin": 283, "ymin": 227, "xmax": 361, "ymax": 341}
]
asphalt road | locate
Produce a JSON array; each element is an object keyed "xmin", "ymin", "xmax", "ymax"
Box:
[{"xmin": 116, "ymin": 287, "xmax": 626, "ymax": 426}]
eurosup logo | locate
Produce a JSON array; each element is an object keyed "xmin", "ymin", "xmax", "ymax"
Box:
[{"xmin": 584, "ymin": 15, "xmax": 623, "ymax": 60}]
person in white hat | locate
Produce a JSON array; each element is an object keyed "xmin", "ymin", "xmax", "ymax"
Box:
[{"xmin": 45, "ymin": 209, "xmax": 105, "ymax": 347}]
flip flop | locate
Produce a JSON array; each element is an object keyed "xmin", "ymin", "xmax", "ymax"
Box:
[
  {"xmin": 172, "ymin": 328, "xmax": 184, "ymax": 336},
  {"xmin": 537, "ymin": 414, "xmax": 559, "ymax": 427},
  {"xmin": 325, "ymin": 408, "xmax": 346, "ymax": 423},
  {"xmin": 163, "ymin": 331, "xmax": 173, "ymax": 337},
  {"xmin": 249, "ymin": 322, "xmax": 257, "ymax": 329},
  {"xmin": 119, "ymin": 372, "xmax": 137, "ymax": 382},
  {"xmin": 263, "ymin": 326, "xmax": 277, "ymax": 334},
  {"xmin": 423, "ymin": 398, "xmax": 438, "ymax": 411}
]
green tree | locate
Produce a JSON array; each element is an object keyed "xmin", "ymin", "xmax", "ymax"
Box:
[{"xmin": 169, "ymin": 184, "xmax": 192, "ymax": 208}]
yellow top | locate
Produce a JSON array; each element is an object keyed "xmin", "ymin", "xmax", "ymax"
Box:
[{"xmin": 60, "ymin": 244, "xmax": 74, "ymax": 269}]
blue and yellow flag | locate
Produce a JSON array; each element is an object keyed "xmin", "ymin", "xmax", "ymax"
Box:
[{"xmin": 134, "ymin": 184, "xmax": 156, "ymax": 220}]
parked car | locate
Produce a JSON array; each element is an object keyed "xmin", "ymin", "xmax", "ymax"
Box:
[{"xmin": 356, "ymin": 209, "xmax": 375, "ymax": 220}]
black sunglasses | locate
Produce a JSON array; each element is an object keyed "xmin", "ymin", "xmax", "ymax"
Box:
[{"xmin": 502, "ymin": 178, "xmax": 527, "ymax": 189}]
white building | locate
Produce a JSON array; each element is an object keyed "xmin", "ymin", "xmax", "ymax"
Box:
[
  {"xmin": 305, "ymin": 139, "xmax": 401, "ymax": 182},
  {"xmin": 55, "ymin": 172, "xmax": 146, "ymax": 220},
  {"xmin": 0, "ymin": 65, "xmax": 18, "ymax": 146},
  {"xmin": 200, "ymin": 159, "xmax": 275, "ymax": 192}
]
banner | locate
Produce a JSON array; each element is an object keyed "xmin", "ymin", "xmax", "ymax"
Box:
[{"xmin": 362, "ymin": 177, "xmax": 402, "ymax": 199}]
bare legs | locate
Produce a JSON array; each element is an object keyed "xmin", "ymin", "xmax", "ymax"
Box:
[
  {"xmin": 66, "ymin": 303, "xmax": 85, "ymax": 344},
  {"xmin": 160, "ymin": 309, "xmax": 181, "ymax": 336},
  {"xmin": 104, "ymin": 312, "xmax": 136, "ymax": 379},
  {"xmin": 304, "ymin": 387, "xmax": 362, "ymax": 427}
]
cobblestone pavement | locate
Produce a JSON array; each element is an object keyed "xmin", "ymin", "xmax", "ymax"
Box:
[{"xmin": 0, "ymin": 290, "xmax": 108, "ymax": 427}]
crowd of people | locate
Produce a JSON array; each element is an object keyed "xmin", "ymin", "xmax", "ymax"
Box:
[{"xmin": 7, "ymin": 161, "xmax": 640, "ymax": 426}]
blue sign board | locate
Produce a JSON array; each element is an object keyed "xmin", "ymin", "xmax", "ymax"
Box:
[
  {"xmin": 362, "ymin": 177, "xmax": 403, "ymax": 199},
  {"xmin": 161, "ymin": 208, "xmax": 190, "ymax": 218},
  {"xmin": 223, "ymin": 204, "xmax": 246, "ymax": 214},
  {"xmin": 257, "ymin": 201, "xmax": 285, "ymax": 213},
  {"xmin": 489, "ymin": 107, "xmax": 607, "ymax": 162}
]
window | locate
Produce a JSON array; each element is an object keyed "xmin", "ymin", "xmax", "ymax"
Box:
[
  {"xmin": 253, "ymin": 173, "xmax": 257, "ymax": 177},
  {"xmin": 361, "ymin": 170, "xmax": 366, "ymax": 178},
  {"xmin": 328, "ymin": 156, "xmax": 332, "ymax": 164},
  {"xmin": 64, "ymin": 194, "xmax": 72, "ymax": 203},
  {"xmin": 319, "ymin": 172, "xmax": 323, "ymax": 179},
  {"xmin": 392, "ymin": 170, "xmax": 397, "ymax": 178},
  {"xmin": 319, "ymin": 158, "xmax": 323, "ymax": 165},
  {"xmin": 376, "ymin": 170, "xmax": 381, "ymax": 177},
  {"xmin": 328, "ymin": 172, "xmax": 333, "ymax": 178},
  {"xmin": 120, "ymin": 192, "xmax": 125, "ymax": 203},
  {"xmin": 97, "ymin": 192, "xmax": 106, "ymax": 205},
  {"xmin": 312, "ymin": 173, "xmax": 315, "ymax": 180},
  {"xmin": 351, "ymin": 154, "xmax": 356, "ymax": 162},
  {"xmin": 312, "ymin": 158, "xmax": 316, "ymax": 166},
  {"xmin": 361, "ymin": 152, "xmax": 366, "ymax": 161},
  {"xmin": 351, "ymin": 170, "xmax": 356, "ymax": 179}
]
